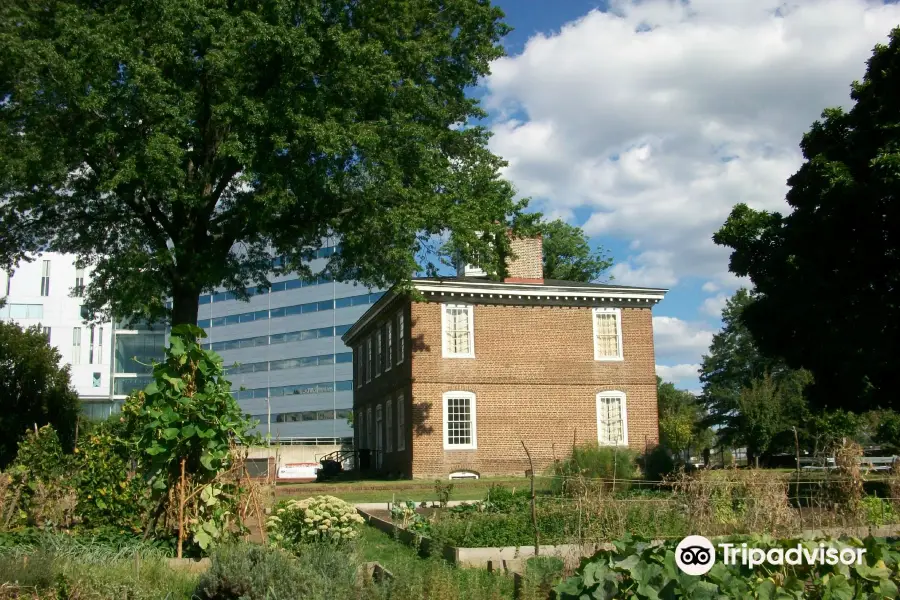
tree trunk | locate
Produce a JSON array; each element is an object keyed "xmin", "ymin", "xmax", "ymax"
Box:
[{"xmin": 171, "ymin": 283, "xmax": 202, "ymax": 326}]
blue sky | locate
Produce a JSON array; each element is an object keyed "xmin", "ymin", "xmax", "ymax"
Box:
[{"xmin": 462, "ymin": 0, "xmax": 900, "ymax": 392}]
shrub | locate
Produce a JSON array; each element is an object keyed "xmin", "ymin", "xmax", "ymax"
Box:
[
  {"xmin": 268, "ymin": 495, "xmax": 364, "ymax": 548},
  {"xmin": 195, "ymin": 542, "xmax": 357, "ymax": 600},
  {"xmin": 483, "ymin": 485, "xmax": 531, "ymax": 513},
  {"xmin": 549, "ymin": 443, "xmax": 637, "ymax": 496},
  {"xmin": 434, "ymin": 480, "xmax": 453, "ymax": 508},
  {"xmin": 640, "ymin": 445, "xmax": 675, "ymax": 484},
  {"xmin": 391, "ymin": 501, "xmax": 431, "ymax": 537},
  {"xmin": 862, "ymin": 496, "xmax": 896, "ymax": 526}
]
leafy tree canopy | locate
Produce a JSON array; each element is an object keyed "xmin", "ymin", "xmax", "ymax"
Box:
[
  {"xmin": 0, "ymin": 0, "xmax": 531, "ymax": 326},
  {"xmin": 699, "ymin": 289, "xmax": 812, "ymax": 458},
  {"xmin": 0, "ymin": 321, "xmax": 81, "ymax": 467},
  {"xmin": 540, "ymin": 219, "xmax": 613, "ymax": 282},
  {"xmin": 713, "ymin": 29, "xmax": 900, "ymax": 412},
  {"xmin": 657, "ymin": 376, "xmax": 713, "ymax": 460}
]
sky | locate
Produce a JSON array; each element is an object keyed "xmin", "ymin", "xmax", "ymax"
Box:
[{"xmin": 474, "ymin": 0, "xmax": 900, "ymax": 392}]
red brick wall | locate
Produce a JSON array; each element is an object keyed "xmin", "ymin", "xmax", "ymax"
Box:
[{"xmin": 408, "ymin": 302, "xmax": 659, "ymax": 479}]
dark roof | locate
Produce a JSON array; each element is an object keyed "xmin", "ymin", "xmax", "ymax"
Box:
[{"xmin": 412, "ymin": 275, "xmax": 656, "ymax": 291}]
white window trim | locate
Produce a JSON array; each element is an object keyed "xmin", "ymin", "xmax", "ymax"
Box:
[
  {"xmin": 592, "ymin": 307, "xmax": 624, "ymax": 361},
  {"xmin": 396, "ymin": 393, "xmax": 406, "ymax": 451},
  {"xmin": 442, "ymin": 391, "xmax": 477, "ymax": 450},
  {"xmin": 596, "ymin": 391, "xmax": 628, "ymax": 447},
  {"xmin": 441, "ymin": 304, "xmax": 475, "ymax": 359}
]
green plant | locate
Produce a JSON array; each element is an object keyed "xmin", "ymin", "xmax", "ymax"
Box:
[
  {"xmin": 483, "ymin": 485, "xmax": 531, "ymax": 513},
  {"xmin": 434, "ymin": 480, "xmax": 454, "ymax": 509},
  {"xmin": 119, "ymin": 325, "xmax": 259, "ymax": 552},
  {"xmin": 196, "ymin": 542, "xmax": 357, "ymax": 600},
  {"xmin": 549, "ymin": 443, "xmax": 638, "ymax": 496},
  {"xmin": 555, "ymin": 534, "xmax": 900, "ymax": 600},
  {"xmin": 269, "ymin": 496, "xmax": 365, "ymax": 548},
  {"xmin": 74, "ymin": 427, "xmax": 149, "ymax": 533},
  {"xmin": 640, "ymin": 445, "xmax": 675, "ymax": 484},
  {"xmin": 863, "ymin": 496, "xmax": 896, "ymax": 527},
  {"xmin": 390, "ymin": 501, "xmax": 431, "ymax": 537}
]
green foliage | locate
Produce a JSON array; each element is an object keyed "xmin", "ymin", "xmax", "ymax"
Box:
[
  {"xmin": 118, "ymin": 325, "xmax": 259, "ymax": 551},
  {"xmin": 269, "ymin": 496, "xmax": 365, "ymax": 548},
  {"xmin": 805, "ymin": 409, "xmax": 863, "ymax": 454},
  {"xmin": 0, "ymin": 0, "xmax": 531, "ymax": 326},
  {"xmin": 539, "ymin": 219, "xmax": 614, "ymax": 282},
  {"xmin": 434, "ymin": 480, "xmax": 454, "ymax": 509},
  {"xmin": 483, "ymin": 485, "xmax": 532, "ymax": 513},
  {"xmin": 875, "ymin": 411, "xmax": 900, "ymax": 453},
  {"xmin": 0, "ymin": 322, "xmax": 80, "ymax": 468},
  {"xmin": 196, "ymin": 542, "xmax": 357, "ymax": 600},
  {"xmin": 549, "ymin": 443, "xmax": 638, "ymax": 496},
  {"xmin": 74, "ymin": 427, "xmax": 150, "ymax": 533},
  {"xmin": 699, "ymin": 289, "xmax": 812, "ymax": 459},
  {"xmin": 862, "ymin": 496, "xmax": 896, "ymax": 527},
  {"xmin": 390, "ymin": 501, "xmax": 431, "ymax": 537},
  {"xmin": 641, "ymin": 445, "xmax": 675, "ymax": 484},
  {"xmin": 556, "ymin": 534, "xmax": 900, "ymax": 600},
  {"xmin": 712, "ymin": 30, "xmax": 900, "ymax": 413},
  {"xmin": 657, "ymin": 377, "xmax": 711, "ymax": 460}
]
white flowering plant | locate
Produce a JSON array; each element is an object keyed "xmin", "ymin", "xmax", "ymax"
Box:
[{"xmin": 267, "ymin": 495, "xmax": 365, "ymax": 547}]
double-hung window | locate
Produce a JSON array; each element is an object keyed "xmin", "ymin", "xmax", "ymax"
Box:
[
  {"xmin": 356, "ymin": 346, "xmax": 364, "ymax": 388},
  {"xmin": 396, "ymin": 393, "xmax": 406, "ymax": 451},
  {"xmin": 443, "ymin": 391, "xmax": 477, "ymax": 450},
  {"xmin": 385, "ymin": 323, "xmax": 392, "ymax": 372},
  {"xmin": 441, "ymin": 304, "xmax": 474, "ymax": 358},
  {"xmin": 397, "ymin": 312, "xmax": 405, "ymax": 365},
  {"xmin": 366, "ymin": 337, "xmax": 373, "ymax": 383},
  {"xmin": 596, "ymin": 391, "xmax": 628, "ymax": 446},
  {"xmin": 375, "ymin": 329, "xmax": 383, "ymax": 377},
  {"xmin": 592, "ymin": 308, "xmax": 623, "ymax": 361},
  {"xmin": 386, "ymin": 400, "xmax": 393, "ymax": 453},
  {"xmin": 367, "ymin": 407, "xmax": 373, "ymax": 451}
]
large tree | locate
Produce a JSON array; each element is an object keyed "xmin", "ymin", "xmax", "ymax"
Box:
[
  {"xmin": 713, "ymin": 29, "xmax": 900, "ymax": 412},
  {"xmin": 699, "ymin": 289, "xmax": 811, "ymax": 462},
  {"xmin": 0, "ymin": 321, "xmax": 81, "ymax": 467},
  {"xmin": 657, "ymin": 376, "xmax": 713, "ymax": 462},
  {"xmin": 0, "ymin": 0, "xmax": 530, "ymax": 327},
  {"xmin": 540, "ymin": 219, "xmax": 613, "ymax": 282}
]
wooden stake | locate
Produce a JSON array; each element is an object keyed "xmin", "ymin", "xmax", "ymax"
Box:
[{"xmin": 177, "ymin": 458, "xmax": 186, "ymax": 559}]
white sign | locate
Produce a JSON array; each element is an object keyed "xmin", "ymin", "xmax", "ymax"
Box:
[{"xmin": 277, "ymin": 462, "xmax": 319, "ymax": 480}]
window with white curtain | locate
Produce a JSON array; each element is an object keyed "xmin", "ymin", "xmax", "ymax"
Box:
[
  {"xmin": 596, "ymin": 391, "xmax": 628, "ymax": 446},
  {"xmin": 441, "ymin": 304, "xmax": 474, "ymax": 358},
  {"xmin": 385, "ymin": 322, "xmax": 392, "ymax": 372},
  {"xmin": 366, "ymin": 337, "xmax": 373, "ymax": 383},
  {"xmin": 72, "ymin": 328, "xmax": 82, "ymax": 365},
  {"xmin": 593, "ymin": 308, "xmax": 623, "ymax": 360},
  {"xmin": 375, "ymin": 329, "xmax": 383, "ymax": 377}
]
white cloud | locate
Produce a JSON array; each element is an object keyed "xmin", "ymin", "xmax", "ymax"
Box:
[
  {"xmin": 656, "ymin": 363, "xmax": 702, "ymax": 382},
  {"xmin": 700, "ymin": 293, "xmax": 729, "ymax": 318},
  {"xmin": 652, "ymin": 315, "xmax": 715, "ymax": 363},
  {"xmin": 701, "ymin": 282, "xmax": 719, "ymax": 293},
  {"xmin": 485, "ymin": 0, "xmax": 899, "ymax": 286}
]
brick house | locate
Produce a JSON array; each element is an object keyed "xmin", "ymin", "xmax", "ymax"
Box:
[{"xmin": 341, "ymin": 235, "xmax": 667, "ymax": 479}]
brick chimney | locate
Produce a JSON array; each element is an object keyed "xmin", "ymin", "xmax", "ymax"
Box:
[{"xmin": 504, "ymin": 233, "xmax": 544, "ymax": 284}]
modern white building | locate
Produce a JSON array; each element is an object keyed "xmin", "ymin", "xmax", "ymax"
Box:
[{"xmin": 1, "ymin": 253, "xmax": 118, "ymax": 417}]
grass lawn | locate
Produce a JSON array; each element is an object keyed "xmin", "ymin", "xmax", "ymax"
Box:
[{"xmin": 276, "ymin": 476, "xmax": 546, "ymax": 504}]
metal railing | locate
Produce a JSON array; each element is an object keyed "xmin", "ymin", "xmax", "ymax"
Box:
[{"xmin": 264, "ymin": 436, "xmax": 353, "ymax": 446}]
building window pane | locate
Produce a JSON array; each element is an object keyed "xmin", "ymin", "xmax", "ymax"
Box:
[
  {"xmin": 443, "ymin": 392, "xmax": 476, "ymax": 449},
  {"xmin": 366, "ymin": 337, "xmax": 373, "ymax": 383},
  {"xmin": 386, "ymin": 400, "xmax": 393, "ymax": 453},
  {"xmin": 597, "ymin": 392, "xmax": 628, "ymax": 446},
  {"xmin": 396, "ymin": 393, "xmax": 405, "ymax": 451},
  {"xmin": 385, "ymin": 322, "xmax": 392, "ymax": 371},
  {"xmin": 72, "ymin": 327, "xmax": 81, "ymax": 365},
  {"xmin": 593, "ymin": 308, "xmax": 622, "ymax": 360},
  {"xmin": 375, "ymin": 330, "xmax": 383, "ymax": 377},
  {"xmin": 92, "ymin": 372, "xmax": 101, "ymax": 388},
  {"xmin": 40, "ymin": 260, "xmax": 50, "ymax": 297},
  {"xmin": 442, "ymin": 304, "xmax": 473, "ymax": 357},
  {"xmin": 397, "ymin": 312, "xmax": 405, "ymax": 365},
  {"xmin": 74, "ymin": 267, "xmax": 85, "ymax": 297}
]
